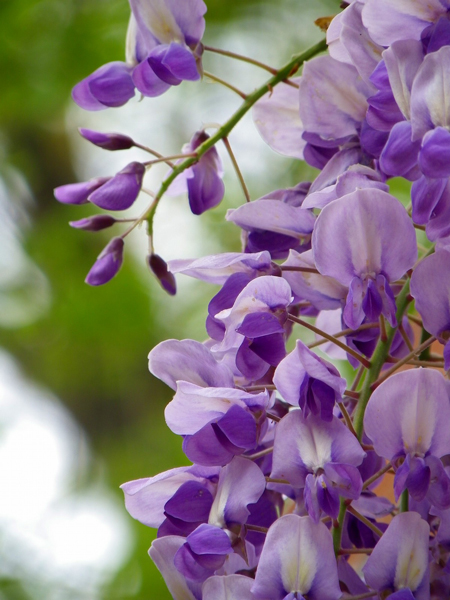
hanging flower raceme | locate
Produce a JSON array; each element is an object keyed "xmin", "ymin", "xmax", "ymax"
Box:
[
  {"xmin": 312, "ymin": 188, "xmax": 417, "ymax": 329},
  {"xmin": 72, "ymin": 0, "xmax": 207, "ymax": 110},
  {"xmin": 364, "ymin": 368, "xmax": 450, "ymax": 508}
]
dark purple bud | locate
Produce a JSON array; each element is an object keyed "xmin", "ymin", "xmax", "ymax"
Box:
[
  {"xmin": 85, "ymin": 237, "xmax": 124, "ymax": 286},
  {"xmin": 69, "ymin": 215, "xmax": 117, "ymax": 231},
  {"xmin": 88, "ymin": 162, "xmax": 145, "ymax": 211},
  {"xmin": 54, "ymin": 177, "xmax": 110, "ymax": 205},
  {"xmin": 148, "ymin": 254, "xmax": 177, "ymax": 295},
  {"xmin": 79, "ymin": 128, "xmax": 135, "ymax": 151}
]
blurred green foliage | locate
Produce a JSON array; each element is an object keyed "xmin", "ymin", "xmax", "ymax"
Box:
[{"xmin": 0, "ymin": 0, "xmax": 340, "ymax": 598}]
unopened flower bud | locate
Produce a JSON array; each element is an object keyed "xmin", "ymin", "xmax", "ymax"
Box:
[
  {"xmin": 54, "ymin": 177, "xmax": 110, "ymax": 205},
  {"xmin": 85, "ymin": 237, "xmax": 124, "ymax": 286},
  {"xmin": 148, "ymin": 254, "xmax": 176, "ymax": 295},
  {"xmin": 88, "ymin": 162, "xmax": 145, "ymax": 211},
  {"xmin": 79, "ymin": 128, "xmax": 135, "ymax": 151},
  {"xmin": 69, "ymin": 215, "xmax": 117, "ymax": 231}
]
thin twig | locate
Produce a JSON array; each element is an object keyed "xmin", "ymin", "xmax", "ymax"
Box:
[
  {"xmin": 144, "ymin": 152, "xmax": 197, "ymax": 167},
  {"xmin": 246, "ymin": 446, "xmax": 274, "ymax": 460},
  {"xmin": 362, "ymin": 462, "xmax": 392, "ymax": 490},
  {"xmin": 288, "ymin": 315, "xmax": 371, "ymax": 368},
  {"xmin": 222, "ymin": 137, "xmax": 251, "ymax": 202},
  {"xmin": 398, "ymin": 321, "xmax": 414, "ymax": 352},
  {"xmin": 347, "ymin": 505, "xmax": 383, "ymax": 538},
  {"xmin": 203, "ymin": 70, "xmax": 247, "ymax": 99},
  {"xmin": 338, "ymin": 401, "xmax": 358, "ymax": 437},
  {"xmin": 372, "ymin": 335, "xmax": 437, "ymax": 390},
  {"xmin": 308, "ymin": 322, "xmax": 378, "ymax": 350},
  {"xmin": 203, "ymin": 44, "xmax": 278, "ymax": 74}
]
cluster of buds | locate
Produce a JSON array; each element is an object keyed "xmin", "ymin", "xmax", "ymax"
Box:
[{"xmin": 56, "ymin": 0, "xmax": 450, "ymax": 598}]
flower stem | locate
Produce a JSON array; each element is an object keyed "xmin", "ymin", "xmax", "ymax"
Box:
[
  {"xmin": 145, "ymin": 38, "xmax": 327, "ymax": 236},
  {"xmin": 352, "ymin": 281, "xmax": 411, "ymax": 441},
  {"xmin": 347, "ymin": 505, "xmax": 383, "ymax": 538},
  {"xmin": 203, "ymin": 70, "xmax": 247, "ymax": 99},
  {"xmin": 222, "ymin": 136, "xmax": 251, "ymax": 202},
  {"xmin": 288, "ymin": 314, "xmax": 371, "ymax": 368}
]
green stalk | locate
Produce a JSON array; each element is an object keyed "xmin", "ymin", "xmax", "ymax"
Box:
[
  {"xmin": 353, "ymin": 280, "xmax": 411, "ymax": 440},
  {"xmin": 146, "ymin": 38, "xmax": 327, "ymax": 234},
  {"xmin": 333, "ymin": 280, "xmax": 411, "ymax": 554}
]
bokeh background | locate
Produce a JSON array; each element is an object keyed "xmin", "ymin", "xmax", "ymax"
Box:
[{"xmin": 0, "ymin": 1, "xmax": 346, "ymax": 598}]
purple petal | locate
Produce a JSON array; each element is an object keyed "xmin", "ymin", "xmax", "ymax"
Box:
[
  {"xmin": 183, "ymin": 425, "xmax": 236, "ymax": 466},
  {"xmin": 54, "ymin": 177, "xmax": 110, "ymax": 205},
  {"xmin": 364, "ymin": 368, "xmax": 450, "ymax": 460},
  {"xmin": 202, "ymin": 575, "xmax": 254, "ymax": 600},
  {"xmin": 411, "ymin": 175, "xmax": 447, "ymax": 224},
  {"xmin": 343, "ymin": 276, "xmax": 365, "ymax": 330},
  {"xmin": 132, "ymin": 59, "xmax": 171, "ymax": 97},
  {"xmin": 85, "ymin": 237, "xmax": 124, "ymax": 286},
  {"xmin": 251, "ymin": 515, "xmax": 341, "ymax": 600},
  {"xmin": 379, "ymin": 121, "xmax": 420, "ymax": 178},
  {"xmin": 362, "ymin": 512, "xmax": 430, "ymax": 594},
  {"xmin": 214, "ymin": 404, "xmax": 257, "ymax": 450},
  {"xmin": 187, "ymin": 160, "xmax": 225, "ymax": 215},
  {"xmin": 324, "ymin": 462, "xmax": 363, "ymax": 500},
  {"xmin": 88, "ymin": 162, "xmax": 145, "ymax": 210},
  {"xmin": 208, "ymin": 457, "xmax": 266, "ymax": 528},
  {"xmin": 410, "ymin": 250, "xmax": 450, "ymax": 338},
  {"xmin": 313, "ymin": 188, "xmax": 417, "ymax": 286},
  {"xmin": 169, "ymin": 251, "xmax": 272, "ymax": 285},
  {"xmin": 149, "ymin": 338, "xmax": 234, "ymax": 390},
  {"xmin": 149, "ymin": 536, "xmax": 201, "ymax": 600},
  {"xmin": 226, "ymin": 199, "xmax": 315, "ymax": 239},
  {"xmin": 299, "ymin": 55, "xmax": 369, "ymax": 140},
  {"xmin": 72, "ymin": 62, "xmax": 135, "ymax": 110},
  {"xmin": 362, "ymin": 0, "xmax": 445, "ymax": 45},
  {"xmin": 383, "ymin": 39, "xmax": 424, "ymax": 120},
  {"xmin": 425, "ymin": 454, "xmax": 450, "ymax": 509},
  {"xmin": 164, "ymin": 480, "xmax": 213, "ymax": 523},
  {"xmin": 419, "ymin": 127, "xmax": 450, "ymax": 178},
  {"xmin": 411, "ymin": 46, "xmax": 450, "ymax": 141},
  {"xmin": 149, "ymin": 42, "xmax": 199, "ymax": 84},
  {"xmin": 253, "ymin": 78, "xmax": 305, "ymax": 159}
]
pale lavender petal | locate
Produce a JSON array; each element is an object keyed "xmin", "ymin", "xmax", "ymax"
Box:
[
  {"xmin": 121, "ymin": 465, "xmax": 218, "ymax": 527},
  {"xmin": 364, "ymin": 368, "xmax": 450, "ymax": 460},
  {"xmin": 281, "ymin": 250, "xmax": 347, "ymax": 311},
  {"xmin": 362, "ymin": 512, "xmax": 430, "ymax": 595},
  {"xmin": 165, "ymin": 381, "xmax": 269, "ymax": 436},
  {"xmin": 149, "ymin": 536, "xmax": 200, "ymax": 600},
  {"xmin": 410, "ymin": 250, "xmax": 450, "ymax": 338},
  {"xmin": 411, "ymin": 46, "xmax": 450, "ymax": 141},
  {"xmin": 148, "ymin": 339, "xmax": 234, "ymax": 389},
  {"xmin": 202, "ymin": 575, "xmax": 255, "ymax": 600},
  {"xmin": 169, "ymin": 252, "xmax": 272, "ymax": 285},
  {"xmin": 299, "ymin": 55, "xmax": 369, "ymax": 140},
  {"xmin": 328, "ymin": 1, "xmax": 383, "ymax": 84},
  {"xmin": 88, "ymin": 162, "xmax": 145, "ymax": 210},
  {"xmin": 208, "ymin": 457, "xmax": 266, "ymax": 529},
  {"xmin": 411, "ymin": 176, "xmax": 447, "ymax": 225},
  {"xmin": 226, "ymin": 200, "xmax": 315, "ymax": 239},
  {"xmin": 362, "ymin": 0, "xmax": 446, "ymax": 45},
  {"xmin": 307, "ymin": 147, "xmax": 361, "ymax": 196},
  {"xmin": 253, "ymin": 78, "xmax": 305, "ymax": 159},
  {"xmin": 251, "ymin": 515, "xmax": 341, "ymax": 600},
  {"xmin": 72, "ymin": 62, "xmax": 135, "ymax": 110},
  {"xmin": 383, "ymin": 39, "xmax": 423, "ymax": 120},
  {"xmin": 312, "ymin": 188, "xmax": 417, "ymax": 285}
]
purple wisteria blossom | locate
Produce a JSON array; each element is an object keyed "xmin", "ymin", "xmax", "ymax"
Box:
[
  {"xmin": 410, "ymin": 250, "xmax": 450, "ymax": 369},
  {"xmin": 270, "ymin": 411, "xmax": 366, "ymax": 521},
  {"xmin": 312, "ymin": 189, "xmax": 417, "ymax": 329},
  {"xmin": 364, "ymin": 369, "xmax": 450, "ymax": 507},
  {"xmin": 251, "ymin": 514, "xmax": 341, "ymax": 600},
  {"xmin": 164, "ymin": 382, "xmax": 272, "ymax": 465},
  {"xmin": 273, "ymin": 340, "xmax": 346, "ymax": 422},
  {"xmin": 85, "ymin": 237, "xmax": 125, "ymax": 286},
  {"xmin": 363, "ymin": 512, "xmax": 430, "ymax": 600},
  {"xmin": 72, "ymin": 0, "xmax": 206, "ymax": 110},
  {"xmin": 212, "ymin": 276, "xmax": 293, "ymax": 380},
  {"xmin": 169, "ymin": 131, "xmax": 225, "ymax": 215}
]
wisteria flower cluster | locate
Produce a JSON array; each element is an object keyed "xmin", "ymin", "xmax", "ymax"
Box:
[{"xmin": 56, "ymin": 0, "xmax": 450, "ymax": 598}]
